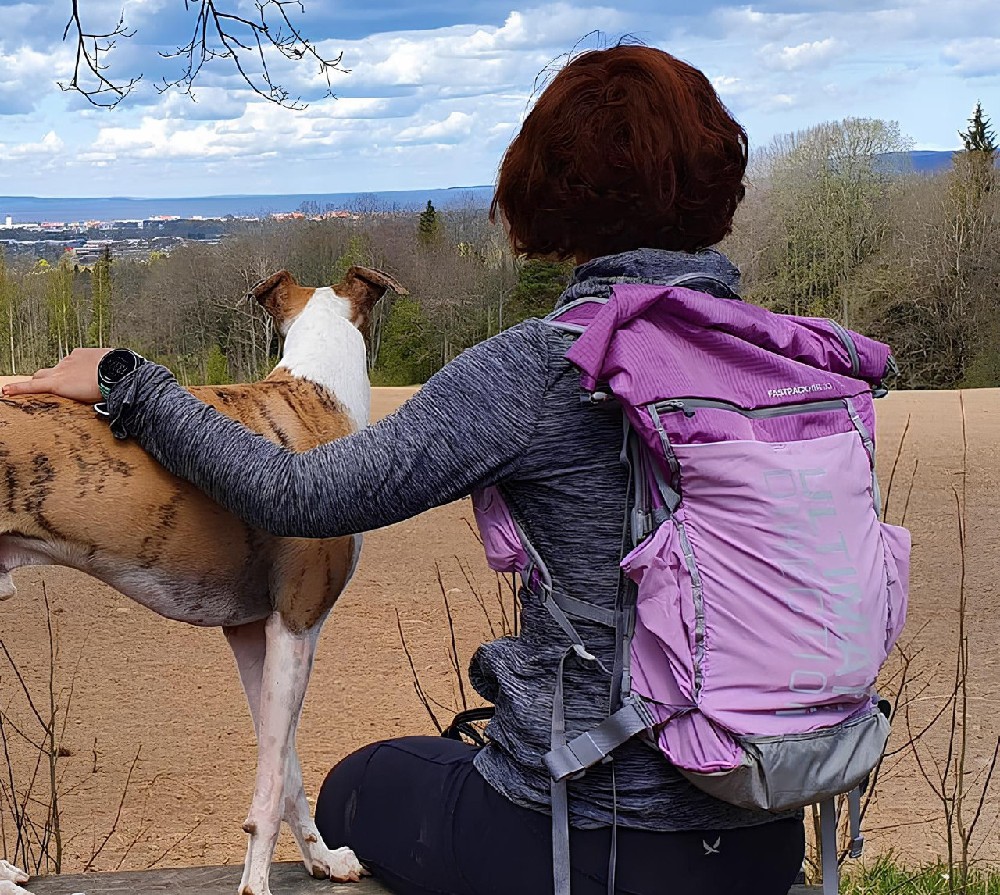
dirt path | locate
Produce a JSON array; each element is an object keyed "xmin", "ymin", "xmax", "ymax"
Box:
[{"xmin": 1, "ymin": 386, "xmax": 997, "ymax": 874}]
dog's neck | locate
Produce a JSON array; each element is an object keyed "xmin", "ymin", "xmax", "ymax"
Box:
[{"xmin": 276, "ymin": 287, "xmax": 370, "ymax": 430}]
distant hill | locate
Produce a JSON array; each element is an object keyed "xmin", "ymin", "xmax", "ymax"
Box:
[
  {"xmin": 907, "ymin": 150, "xmax": 955, "ymax": 172},
  {"xmin": 881, "ymin": 149, "xmax": 965, "ymax": 173}
]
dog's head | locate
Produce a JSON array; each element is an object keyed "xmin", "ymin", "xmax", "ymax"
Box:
[{"xmin": 248, "ymin": 266, "xmax": 408, "ymax": 339}]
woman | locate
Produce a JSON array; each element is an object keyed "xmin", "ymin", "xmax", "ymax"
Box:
[{"xmin": 6, "ymin": 45, "xmax": 804, "ymax": 895}]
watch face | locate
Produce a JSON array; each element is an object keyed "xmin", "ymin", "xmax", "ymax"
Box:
[{"xmin": 100, "ymin": 349, "xmax": 139, "ymax": 384}]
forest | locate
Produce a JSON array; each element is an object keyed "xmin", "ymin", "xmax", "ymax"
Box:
[{"xmin": 0, "ymin": 112, "xmax": 997, "ymax": 391}]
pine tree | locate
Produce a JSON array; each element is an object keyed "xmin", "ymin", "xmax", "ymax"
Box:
[
  {"xmin": 417, "ymin": 200, "xmax": 441, "ymax": 246},
  {"xmin": 959, "ymin": 102, "xmax": 998, "ymax": 154},
  {"xmin": 954, "ymin": 102, "xmax": 997, "ymax": 200}
]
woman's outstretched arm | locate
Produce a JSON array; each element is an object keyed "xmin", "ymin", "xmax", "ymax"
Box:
[{"xmin": 98, "ymin": 323, "xmax": 550, "ymax": 539}]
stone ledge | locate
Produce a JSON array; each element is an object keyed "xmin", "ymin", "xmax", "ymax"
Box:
[
  {"xmin": 26, "ymin": 862, "xmax": 820, "ymax": 894},
  {"xmin": 26, "ymin": 862, "xmax": 374, "ymax": 895}
]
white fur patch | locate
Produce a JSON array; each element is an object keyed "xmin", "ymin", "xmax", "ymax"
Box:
[{"xmin": 276, "ymin": 287, "xmax": 371, "ymax": 431}]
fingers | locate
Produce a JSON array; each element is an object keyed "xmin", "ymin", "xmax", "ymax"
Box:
[
  {"xmin": 1, "ymin": 375, "xmax": 55, "ymax": 397},
  {"xmin": 0, "ymin": 347, "xmax": 109, "ymax": 403}
]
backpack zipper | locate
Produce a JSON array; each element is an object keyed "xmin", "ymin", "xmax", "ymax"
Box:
[{"xmin": 655, "ymin": 397, "xmax": 849, "ymax": 419}]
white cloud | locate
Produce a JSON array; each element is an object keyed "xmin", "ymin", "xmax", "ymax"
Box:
[
  {"xmin": 397, "ymin": 111, "xmax": 474, "ymax": 143},
  {"xmin": 0, "ymin": 130, "xmax": 64, "ymax": 160},
  {"xmin": 0, "ymin": 44, "xmax": 73, "ymax": 114},
  {"xmin": 942, "ymin": 38, "xmax": 1000, "ymax": 76},
  {"xmin": 764, "ymin": 38, "xmax": 843, "ymax": 71}
]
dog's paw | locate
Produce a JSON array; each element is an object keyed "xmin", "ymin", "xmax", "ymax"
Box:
[
  {"xmin": 307, "ymin": 846, "xmax": 366, "ymax": 883},
  {"xmin": 0, "ymin": 860, "xmax": 31, "ymax": 895}
]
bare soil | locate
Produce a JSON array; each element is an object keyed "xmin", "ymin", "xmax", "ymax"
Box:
[{"xmin": 1, "ymin": 385, "xmax": 997, "ymax": 875}]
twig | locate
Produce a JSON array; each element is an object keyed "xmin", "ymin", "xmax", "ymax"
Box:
[
  {"xmin": 394, "ymin": 611, "xmax": 443, "ymax": 734},
  {"xmin": 42, "ymin": 583, "xmax": 62, "ymax": 873},
  {"xmin": 899, "ymin": 457, "xmax": 919, "ymax": 531},
  {"xmin": 436, "ymin": 563, "xmax": 469, "ymax": 711},
  {"xmin": 144, "ymin": 817, "xmax": 205, "ymax": 869},
  {"xmin": 84, "ymin": 746, "xmax": 142, "ymax": 871},
  {"xmin": 881, "ymin": 413, "xmax": 910, "ymax": 523}
]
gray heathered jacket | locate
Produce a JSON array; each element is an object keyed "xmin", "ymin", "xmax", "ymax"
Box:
[{"xmin": 107, "ymin": 248, "xmax": 780, "ymax": 833}]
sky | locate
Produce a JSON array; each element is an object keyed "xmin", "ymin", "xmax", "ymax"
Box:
[{"xmin": 0, "ymin": 0, "xmax": 997, "ymax": 198}]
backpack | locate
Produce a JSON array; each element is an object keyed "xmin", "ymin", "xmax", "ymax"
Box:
[{"xmin": 471, "ymin": 277, "xmax": 910, "ymax": 895}]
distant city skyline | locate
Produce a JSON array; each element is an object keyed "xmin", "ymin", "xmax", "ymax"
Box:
[
  {"xmin": 0, "ymin": 1, "xmax": 997, "ymax": 198},
  {"xmin": 0, "ymin": 185, "xmax": 496, "ymax": 225}
]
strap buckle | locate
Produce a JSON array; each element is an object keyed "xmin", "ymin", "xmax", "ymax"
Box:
[{"xmin": 849, "ymin": 834, "xmax": 865, "ymax": 859}]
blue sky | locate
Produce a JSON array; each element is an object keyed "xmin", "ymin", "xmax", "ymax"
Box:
[{"xmin": 0, "ymin": 0, "xmax": 997, "ymax": 197}]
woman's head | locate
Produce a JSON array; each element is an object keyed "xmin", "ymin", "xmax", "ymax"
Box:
[{"xmin": 491, "ymin": 44, "xmax": 748, "ymax": 262}]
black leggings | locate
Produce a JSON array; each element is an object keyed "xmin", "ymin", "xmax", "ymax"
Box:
[{"xmin": 315, "ymin": 736, "xmax": 805, "ymax": 895}]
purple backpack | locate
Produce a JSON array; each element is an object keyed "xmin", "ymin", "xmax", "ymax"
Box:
[{"xmin": 473, "ymin": 279, "xmax": 910, "ymax": 895}]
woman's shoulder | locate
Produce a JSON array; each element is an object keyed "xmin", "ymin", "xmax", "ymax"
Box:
[{"xmin": 477, "ymin": 316, "xmax": 575, "ymax": 360}]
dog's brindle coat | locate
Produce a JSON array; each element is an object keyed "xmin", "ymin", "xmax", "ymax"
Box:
[{"xmin": 0, "ymin": 266, "xmax": 406, "ymax": 895}]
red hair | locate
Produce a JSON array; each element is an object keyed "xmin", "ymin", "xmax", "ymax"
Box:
[{"xmin": 491, "ymin": 45, "xmax": 748, "ymax": 259}]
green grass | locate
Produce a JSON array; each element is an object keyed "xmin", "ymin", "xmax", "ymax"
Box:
[{"xmin": 842, "ymin": 856, "xmax": 1000, "ymax": 895}]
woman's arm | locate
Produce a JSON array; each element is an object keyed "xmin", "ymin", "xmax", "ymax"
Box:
[{"xmin": 105, "ymin": 323, "xmax": 551, "ymax": 539}]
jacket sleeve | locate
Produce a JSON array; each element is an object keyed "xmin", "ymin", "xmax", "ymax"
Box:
[{"xmin": 106, "ymin": 322, "xmax": 551, "ymax": 538}]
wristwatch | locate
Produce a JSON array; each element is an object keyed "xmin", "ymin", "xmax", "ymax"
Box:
[{"xmin": 94, "ymin": 348, "xmax": 147, "ymax": 420}]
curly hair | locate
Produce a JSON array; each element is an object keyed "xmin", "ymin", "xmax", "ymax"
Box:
[{"xmin": 491, "ymin": 45, "xmax": 748, "ymax": 260}]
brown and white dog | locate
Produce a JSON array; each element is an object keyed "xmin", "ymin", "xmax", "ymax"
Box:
[{"xmin": 0, "ymin": 266, "xmax": 407, "ymax": 895}]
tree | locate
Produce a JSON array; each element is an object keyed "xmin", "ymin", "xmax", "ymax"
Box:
[
  {"xmin": 417, "ymin": 201, "xmax": 442, "ymax": 247},
  {"xmin": 959, "ymin": 102, "xmax": 998, "ymax": 154},
  {"xmin": 947, "ymin": 103, "xmax": 1000, "ymax": 385},
  {"xmin": 45, "ymin": 255, "xmax": 78, "ymax": 361},
  {"xmin": 853, "ymin": 105, "xmax": 1000, "ymax": 389},
  {"xmin": 88, "ymin": 246, "xmax": 112, "ymax": 348},
  {"xmin": 0, "ymin": 251, "xmax": 21, "ymax": 374},
  {"xmin": 370, "ymin": 298, "xmax": 439, "ymax": 386},
  {"xmin": 955, "ymin": 102, "xmax": 997, "ymax": 201},
  {"xmin": 507, "ymin": 260, "xmax": 573, "ymax": 325},
  {"xmin": 205, "ymin": 342, "xmax": 230, "ymax": 385},
  {"xmin": 61, "ymin": 0, "xmax": 346, "ymax": 108},
  {"xmin": 746, "ymin": 118, "xmax": 911, "ymax": 326}
]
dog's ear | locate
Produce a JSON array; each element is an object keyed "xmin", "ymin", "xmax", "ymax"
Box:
[
  {"xmin": 248, "ymin": 270, "xmax": 311, "ymax": 331},
  {"xmin": 335, "ymin": 266, "xmax": 409, "ymax": 339}
]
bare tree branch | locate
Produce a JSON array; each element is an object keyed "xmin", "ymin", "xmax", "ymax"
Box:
[
  {"xmin": 60, "ymin": 0, "xmax": 347, "ymax": 109},
  {"xmin": 59, "ymin": 0, "xmax": 141, "ymax": 108},
  {"xmin": 158, "ymin": 0, "xmax": 348, "ymax": 109}
]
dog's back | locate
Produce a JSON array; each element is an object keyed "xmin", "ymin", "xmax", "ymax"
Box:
[{"xmin": 0, "ymin": 372, "xmax": 356, "ymax": 630}]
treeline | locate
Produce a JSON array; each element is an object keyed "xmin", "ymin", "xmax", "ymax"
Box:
[
  {"xmin": 0, "ymin": 113, "xmax": 997, "ymax": 390},
  {"xmin": 727, "ymin": 111, "xmax": 1000, "ymax": 389}
]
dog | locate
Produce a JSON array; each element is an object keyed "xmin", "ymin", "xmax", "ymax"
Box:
[{"xmin": 0, "ymin": 266, "xmax": 407, "ymax": 895}]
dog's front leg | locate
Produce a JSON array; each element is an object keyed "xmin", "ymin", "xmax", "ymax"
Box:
[
  {"xmin": 282, "ymin": 733, "xmax": 364, "ymax": 883},
  {"xmin": 227, "ymin": 613, "xmax": 362, "ymax": 895},
  {"xmin": 236, "ymin": 612, "xmax": 315, "ymax": 895},
  {"xmin": 0, "ymin": 859, "xmax": 31, "ymax": 895}
]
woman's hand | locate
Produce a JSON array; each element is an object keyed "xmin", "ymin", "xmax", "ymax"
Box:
[{"xmin": 1, "ymin": 348, "xmax": 111, "ymax": 403}]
